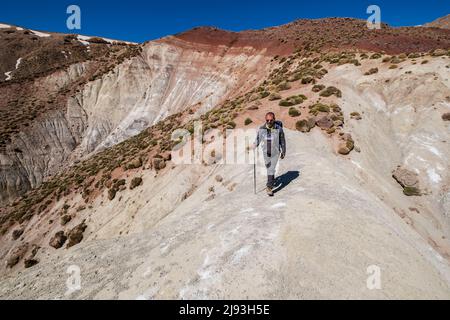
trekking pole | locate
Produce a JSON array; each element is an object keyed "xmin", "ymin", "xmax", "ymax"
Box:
[{"xmin": 253, "ymin": 149, "xmax": 257, "ymax": 195}]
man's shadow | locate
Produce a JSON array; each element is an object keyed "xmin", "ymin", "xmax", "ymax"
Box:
[{"xmin": 273, "ymin": 171, "xmax": 300, "ymax": 194}]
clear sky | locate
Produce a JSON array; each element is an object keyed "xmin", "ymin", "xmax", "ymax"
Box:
[{"xmin": 0, "ymin": 0, "xmax": 448, "ymax": 43}]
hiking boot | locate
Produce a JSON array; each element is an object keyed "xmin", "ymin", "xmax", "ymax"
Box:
[{"xmin": 266, "ymin": 187, "xmax": 274, "ymax": 197}]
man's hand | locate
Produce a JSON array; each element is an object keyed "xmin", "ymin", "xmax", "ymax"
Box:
[{"xmin": 280, "ymin": 153, "xmax": 285, "ymax": 160}]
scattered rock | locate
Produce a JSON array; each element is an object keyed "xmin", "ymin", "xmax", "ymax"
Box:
[
  {"xmin": 50, "ymin": 231, "xmax": 67, "ymax": 249},
  {"xmin": 67, "ymin": 222, "xmax": 88, "ymax": 248},
  {"xmin": 61, "ymin": 214, "xmax": 72, "ymax": 226},
  {"xmin": 153, "ymin": 158, "xmax": 166, "ymax": 171},
  {"xmin": 442, "ymin": 113, "xmax": 450, "ymax": 121},
  {"xmin": 364, "ymin": 68, "xmax": 379, "ymax": 76},
  {"xmin": 392, "ymin": 166, "xmax": 422, "ymax": 196},
  {"xmin": 162, "ymin": 152, "xmax": 172, "ymax": 161},
  {"xmin": 125, "ymin": 157, "xmax": 143, "ymax": 170},
  {"xmin": 350, "ymin": 112, "xmax": 362, "ymax": 120},
  {"xmin": 215, "ymin": 175, "xmax": 224, "ymax": 183},
  {"xmin": 12, "ymin": 228, "xmax": 24, "ymax": 240},
  {"xmin": 296, "ymin": 118, "xmax": 316, "ymax": 133},
  {"xmin": 24, "ymin": 258, "xmax": 39, "ymax": 269},
  {"xmin": 6, "ymin": 243, "xmax": 29, "ymax": 268},
  {"xmin": 338, "ymin": 134, "xmax": 355, "ymax": 155},
  {"xmin": 316, "ymin": 116, "xmax": 334, "ymax": 129},
  {"xmin": 432, "ymin": 49, "xmax": 447, "ymax": 57},
  {"xmin": 108, "ymin": 188, "xmax": 117, "ymax": 200},
  {"xmin": 130, "ymin": 177, "xmax": 143, "ymax": 190}
]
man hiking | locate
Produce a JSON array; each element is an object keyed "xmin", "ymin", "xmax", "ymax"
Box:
[{"xmin": 253, "ymin": 112, "xmax": 286, "ymax": 196}]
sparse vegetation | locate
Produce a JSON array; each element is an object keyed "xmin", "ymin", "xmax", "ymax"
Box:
[
  {"xmin": 279, "ymin": 94, "xmax": 306, "ymax": 107},
  {"xmin": 312, "ymin": 84, "xmax": 325, "ymax": 92},
  {"xmin": 130, "ymin": 177, "xmax": 143, "ymax": 190},
  {"xmin": 364, "ymin": 68, "xmax": 378, "ymax": 76},
  {"xmin": 288, "ymin": 108, "xmax": 300, "ymax": 117},
  {"xmin": 319, "ymin": 86, "xmax": 342, "ymax": 98},
  {"xmin": 295, "ymin": 118, "xmax": 316, "ymax": 133}
]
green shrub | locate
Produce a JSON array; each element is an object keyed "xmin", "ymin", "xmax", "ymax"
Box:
[
  {"xmin": 288, "ymin": 108, "xmax": 300, "ymax": 117},
  {"xmin": 277, "ymin": 81, "xmax": 291, "ymax": 91},
  {"xmin": 244, "ymin": 118, "xmax": 253, "ymax": 126},
  {"xmin": 403, "ymin": 186, "xmax": 421, "ymax": 196},
  {"xmin": 319, "ymin": 86, "xmax": 342, "ymax": 98},
  {"xmin": 370, "ymin": 53, "xmax": 382, "ymax": 59},
  {"xmin": 309, "ymin": 103, "xmax": 331, "ymax": 115},
  {"xmin": 279, "ymin": 95, "xmax": 305, "ymax": 107},
  {"xmin": 301, "ymin": 77, "xmax": 315, "ymax": 84},
  {"xmin": 364, "ymin": 68, "xmax": 378, "ymax": 75},
  {"xmin": 260, "ymin": 91, "xmax": 270, "ymax": 99},
  {"xmin": 279, "ymin": 100, "xmax": 294, "ymax": 107},
  {"xmin": 312, "ymin": 84, "xmax": 326, "ymax": 92},
  {"xmin": 227, "ymin": 121, "xmax": 237, "ymax": 129},
  {"xmin": 268, "ymin": 93, "xmax": 282, "ymax": 101}
]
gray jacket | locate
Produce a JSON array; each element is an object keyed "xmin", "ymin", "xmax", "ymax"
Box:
[{"xmin": 255, "ymin": 121, "xmax": 286, "ymax": 157}]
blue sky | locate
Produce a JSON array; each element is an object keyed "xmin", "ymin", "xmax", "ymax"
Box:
[{"xmin": 0, "ymin": 0, "xmax": 448, "ymax": 43}]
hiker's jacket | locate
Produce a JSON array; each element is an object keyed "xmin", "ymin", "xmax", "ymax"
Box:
[{"xmin": 255, "ymin": 121, "xmax": 286, "ymax": 157}]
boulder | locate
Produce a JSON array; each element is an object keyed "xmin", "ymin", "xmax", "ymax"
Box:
[
  {"xmin": 392, "ymin": 166, "xmax": 422, "ymax": 196},
  {"xmin": 50, "ymin": 231, "xmax": 67, "ymax": 249},
  {"xmin": 24, "ymin": 259, "xmax": 39, "ymax": 269},
  {"xmin": 12, "ymin": 228, "xmax": 24, "ymax": 240},
  {"xmin": 61, "ymin": 214, "xmax": 72, "ymax": 226},
  {"xmin": 66, "ymin": 222, "xmax": 88, "ymax": 248},
  {"xmin": 125, "ymin": 158, "xmax": 142, "ymax": 170},
  {"xmin": 432, "ymin": 49, "xmax": 447, "ymax": 57},
  {"xmin": 316, "ymin": 116, "xmax": 334, "ymax": 129},
  {"xmin": 130, "ymin": 177, "xmax": 143, "ymax": 190},
  {"xmin": 153, "ymin": 158, "xmax": 166, "ymax": 171},
  {"xmin": 6, "ymin": 243, "xmax": 29, "ymax": 268}
]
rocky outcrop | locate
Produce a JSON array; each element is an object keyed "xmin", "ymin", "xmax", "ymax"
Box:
[
  {"xmin": 393, "ymin": 166, "xmax": 423, "ymax": 196},
  {"xmin": 49, "ymin": 231, "xmax": 67, "ymax": 249},
  {"xmin": 0, "ymin": 35, "xmax": 272, "ymax": 206},
  {"xmin": 66, "ymin": 222, "xmax": 87, "ymax": 248}
]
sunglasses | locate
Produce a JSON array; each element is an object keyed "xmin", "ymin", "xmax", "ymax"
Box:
[{"xmin": 266, "ymin": 119, "xmax": 275, "ymax": 123}]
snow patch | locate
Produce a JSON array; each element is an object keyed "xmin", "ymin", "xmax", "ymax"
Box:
[
  {"xmin": 30, "ymin": 30, "xmax": 51, "ymax": 38},
  {"xmin": 77, "ymin": 35, "xmax": 90, "ymax": 46},
  {"xmin": 15, "ymin": 58, "xmax": 22, "ymax": 70},
  {"xmin": 0, "ymin": 23, "xmax": 11, "ymax": 29},
  {"xmin": 77, "ymin": 34, "xmax": 137, "ymax": 45}
]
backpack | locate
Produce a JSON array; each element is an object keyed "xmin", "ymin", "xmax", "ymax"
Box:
[{"xmin": 275, "ymin": 120, "xmax": 283, "ymax": 128}]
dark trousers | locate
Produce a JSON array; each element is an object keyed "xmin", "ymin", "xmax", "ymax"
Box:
[{"xmin": 264, "ymin": 153, "xmax": 279, "ymax": 188}]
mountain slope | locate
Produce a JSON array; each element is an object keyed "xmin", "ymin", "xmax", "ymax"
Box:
[
  {"xmin": 0, "ymin": 18, "xmax": 450, "ymax": 299},
  {"xmin": 425, "ymin": 14, "xmax": 450, "ymax": 29},
  {"xmin": 1, "ymin": 49, "xmax": 449, "ymax": 299}
]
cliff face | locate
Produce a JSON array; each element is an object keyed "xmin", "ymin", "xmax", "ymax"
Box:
[{"xmin": 0, "ymin": 30, "xmax": 272, "ymax": 205}]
